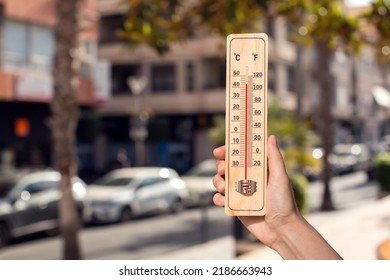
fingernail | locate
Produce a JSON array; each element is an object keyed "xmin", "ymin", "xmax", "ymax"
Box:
[
  {"xmin": 216, "ymin": 180, "xmax": 224, "ymax": 190},
  {"xmin": 217, "ymin": 195, "xmax": 224, "ymax": 205},
  {"xmin": 270, "ymin": 135, "xmax": 278, "ymax": 149}
]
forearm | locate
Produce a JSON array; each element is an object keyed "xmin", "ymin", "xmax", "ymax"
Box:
[{"xmin": 272, "ymin": 215, "xmax": 343, "ymax": 260}]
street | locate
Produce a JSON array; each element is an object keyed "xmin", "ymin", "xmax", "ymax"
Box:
[
  {"xmin": 0, "ymin": 206, "xmax": 231, "ymax": 260},
  {"xmin": 308, "ymin": 171, "xmax": 379, "ymax": 212},
  {"xmin": 0, "ymin": 171, "xmax": 379, "ymax": 260}
]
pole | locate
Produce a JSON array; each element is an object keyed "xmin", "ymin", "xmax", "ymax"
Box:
[{"xmin": 127, "ymin": 76, "xmax": 148, "ymax": 166}]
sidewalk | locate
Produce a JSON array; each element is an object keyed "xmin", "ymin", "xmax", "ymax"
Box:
[
  {"xmin": 238, "ymin": 195, "xmax": 390, "ymax": 260},
  {"xmin": 151, "ymin": 195, "xmax": 390, "ymax": 260}
]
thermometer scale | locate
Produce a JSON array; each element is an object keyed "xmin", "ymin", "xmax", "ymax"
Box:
[{"xmin": 225, "ymin": 33, "xmax": 268, "ymax": 216}]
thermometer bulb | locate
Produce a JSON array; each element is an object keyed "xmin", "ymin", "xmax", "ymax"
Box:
[{"xmin": 236, "ymin": 179, "xmax": 257, "ymax": 195}]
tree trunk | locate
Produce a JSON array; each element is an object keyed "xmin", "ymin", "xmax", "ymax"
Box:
[
  {"xmin": 51, "ymin": 0, "xmax": 82, "ymax": 260},
  {"xmin": 316, "ymin": 40, "xmax": 335, "ymax": 211},
  {"xmin": 295, "ymin": 44, "xmax": 304, "ymax": 122},
  {"xmin": 0, "ymin": 2, "xmax": 4, "ymax": 66}
]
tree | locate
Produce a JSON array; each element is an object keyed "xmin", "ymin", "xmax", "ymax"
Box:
[
  {"xmin": 364, "ymin": 0, "xmax": 390, "ymax": 81},
  {"xmin": 0, "ymin": 2, "xmax": 3, "ymax": 66},
  {"xmin": 275, "ymin": 1, "xmax": 361, "ymax": 211},
  {"xmin": 50, "ymin": 0, "xmax": 83, "ymax": 259},
  {"xmin": 122, "ymin": 0, "xmax": 266, "ymax": 54}
]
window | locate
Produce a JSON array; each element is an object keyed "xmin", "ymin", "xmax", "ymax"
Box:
[
  {"xmin": 25, "ymin": 181, "xmax": 57, "ymax": 195},
  {"xmin": 266, "ymin": 19, "xmax": 274, "ymax": 38},
  {"xmin": 336, "ymin": 84, "xmax": 349, "ymax": 109},
  {"xmin": 286, "ymin": 21, "xmax": 295, "ymax": 42},
  {"xmin": 151, "ymin": 64, "xmax": 176, "ymax": 92},
  {"xmin": 3, "ymin": 20, "xmax": 54, "ymax": 71},
  {"xmin": 186, "ymin": 62, "xmax": 195, "ymax": 92},
  {"xmin": 3, "ymin": 20, "xmax": 28, "ymax": 67},
  {"xmin": 268, "ymin": 63, "xmax": 276, "ymax": 91},
  {"xmin": 31, "ymin": 25, "xmax": 54, "ymax": 69},
  {"xmin": 99, "ymin": 14, "xmax": 126, "ymax": 44},
  {"xmin": 287, "ymin": 65, "xmax": 296, "ymax": 92},
  {"xmin": 79, "ymin": 40, "xmax": 97, "ymax": 78},
  {"xmin": 311, "ymin": 80, "xmax": 320, "ymax": 108},
  {"xmin": 111, "ymin": 64, "xmax": 141, "ymax": 94},
  {"xmin": 137, "ymin": 177, "xmax": 167, "ymax": 189},
  {"xmin": 202, "ymin": 58, "xmax": 225, "ymax": 89}
]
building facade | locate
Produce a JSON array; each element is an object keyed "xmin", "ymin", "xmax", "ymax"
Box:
[
  {"xmin": 0, "ymin": 0, "xmax": 100, "ymax": 170},
  {"xmin": 95, "ymin": 1, "xmax": 390, "ymax": 174},
  {"xmin": 95, "ymin": 1, "xmax": 308, "ymax": 174},
  {"xmin": 1, "ymin": 0, "xmax": 388, "ymax": 177}
]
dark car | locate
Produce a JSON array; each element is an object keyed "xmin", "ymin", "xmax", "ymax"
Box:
[
  {"xmin": 330, "ymin": 143, "xmax": 374, "ymax": 177},
  {"xmin": 0, "ymin": 169, "xmax": 91, "ymax": 247}
]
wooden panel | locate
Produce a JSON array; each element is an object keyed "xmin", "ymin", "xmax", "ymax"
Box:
[{"xmin": 225, "ymin": 33, "xmax": 268, "ymax": 216}]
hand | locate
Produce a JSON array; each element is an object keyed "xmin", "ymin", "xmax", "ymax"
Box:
[
  {"xmin": 212, "ymin": 135, "xmax": 342, "ymax": 259},
  {"xmin": 212, "ymin": 135, "xmax": 300, "ymax": 249}
]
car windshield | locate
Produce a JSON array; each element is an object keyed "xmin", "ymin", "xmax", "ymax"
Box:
[
  {"xmin": 185, "ymin": 160, "xmax": 216, "ymax": 177},
  {"xmin": 0, "ymin": 181, "xmax": 15, "ymax": 198},
  {"xmin": 187, "ymin": 169, "xmax": 215, "ymax": 177},
  {"xmin": 334, "ymin": 151, "xmax": 354, "ymax": 156},
  {"xmin": 93, "ymin": 175, "xmax": 134, "ymax": 187}
]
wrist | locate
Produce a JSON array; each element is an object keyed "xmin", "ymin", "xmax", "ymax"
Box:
[
  {"xmin": 271, "ymin": 214, "xmax": 342, "ymax": 260},
  {"xmin": 270, "ymin": 213, "xmax": 304, "ymax": 256}
]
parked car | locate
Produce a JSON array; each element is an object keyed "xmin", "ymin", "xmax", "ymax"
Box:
[
  {"xmin": 309, "ymin": 143, "xmax": 374, "ymax": 178},
  {"xmin": 181, "ymin": 159, "xmax": 217, "ymax": 207},
  {"xmin": 330, "ymin": 143, "xmax": 373, "ymax": 176},
  {"xmin": 87, "ymin": 167, "xmax": 189, "ymax": 223},
  {"xmin": 0, "ymin": 169, "xmax": 91, "ymax": 247}
]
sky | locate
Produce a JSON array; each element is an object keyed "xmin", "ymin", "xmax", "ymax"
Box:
[{"xmin": 345, "ymin": 0, "xmax": 373, "ymax": 7}]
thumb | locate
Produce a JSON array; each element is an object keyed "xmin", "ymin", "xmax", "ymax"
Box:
[{"xmin": 267, "ymin": 135, "xmax": 290, "ymax": 187}]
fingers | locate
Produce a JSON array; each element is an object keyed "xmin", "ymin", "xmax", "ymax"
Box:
[
  {"xmin": 212, "ymin": 146, "xmax": 226, "ymax": 207},
  {"xmin": 216, "ymin": 158, "xmax": 225, "ymax": 176},
  {"xmin": 212, "ymin": 174, "xmax": 225, "ymax": 207},
  {"xmin": 213, "ymin": 173, "xmax": 225, "ymax": 194},
  {"xmin": 213, "ymin": 192, "xmax": 225, "ymax": 207},
  {"xmin": 213, "ymin": 146, "xmax": 225, "ymax": 160}
]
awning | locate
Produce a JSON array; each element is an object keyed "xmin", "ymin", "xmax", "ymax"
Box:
[{"xmin": 372, "ymin": 85, "xmax": 390, "ymax": 108}]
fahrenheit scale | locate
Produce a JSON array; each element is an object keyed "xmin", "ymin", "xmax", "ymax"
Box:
[{"xmin": 225, "ymin": 33, "xmax": 268, "ymax": 216}]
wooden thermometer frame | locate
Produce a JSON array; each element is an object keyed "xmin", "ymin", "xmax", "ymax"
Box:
[{"xmin": 225, "ymin": 33, "xmax": 268, "ymax": 216}]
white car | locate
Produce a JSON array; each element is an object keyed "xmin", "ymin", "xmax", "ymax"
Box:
[
  {"xmin": 87, "ymin": 167, "xmax": 189, "ymax": 223},
  {"xmin": 181, "ymin": 159, "xmax": 217, "ymax": 207}
]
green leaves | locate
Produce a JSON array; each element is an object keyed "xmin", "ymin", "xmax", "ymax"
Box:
[
  {"xmin": 121, "ymin": 0, "xmax": 268, "ymax": 53},
  {"xmin": 275, "ymin": 0, "xmax": 360, "ymax": 52},
  {"xmin": 364, "ymin": 0, "xmax": 390, "ymax": 66},
  {"xmin": 121, "ymin": 0, "xmax": 192, "ymax": 54},
  {"xmin": 120, "ymin": 0, "xmax": 389, "ymax": 64},
  {"xmin": 268, "ymin": 102, "xmax": 320, "ymax": 173},
  {"xmin": 373, "ymin": 151, "xmax": 390, "ymax": 191}
]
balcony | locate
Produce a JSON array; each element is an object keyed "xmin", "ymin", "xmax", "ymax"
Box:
[{"xmin": 0, "ymin": 69, "xmax": 96, "ymax": 105}]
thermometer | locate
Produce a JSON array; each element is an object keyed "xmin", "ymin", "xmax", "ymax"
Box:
[{"xmin": 225, "ymin": 33, "xmax": 268, "ymax": 216}]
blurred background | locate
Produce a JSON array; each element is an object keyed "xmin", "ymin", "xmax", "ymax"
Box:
[{"xmin": 0, "ymin": 0, "xmax": 390, "ymax": 260}]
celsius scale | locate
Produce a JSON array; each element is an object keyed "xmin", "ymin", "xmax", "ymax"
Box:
[{"xmin": 225, "ymin": 33, "xmax": 268, "ymax": 216}]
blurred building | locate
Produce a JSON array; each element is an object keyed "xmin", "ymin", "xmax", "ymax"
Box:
[
  {"xmin": 94, "ymin": 1, "xmax": 311, "ymax": 173},
  {"xmin": 95, "ymin": 1, "xmax": 390, "ymax": 172},
  {"xmin": 344, "ymin": 6, "xmax": 390, "ymax": 149},
  {"xmin": 3, "ymin": 0, "xmax": 387, "ymax": 176},
  {"xmin": 0, "ymin": 0, "xmax": 101, "ymax": 170}
]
